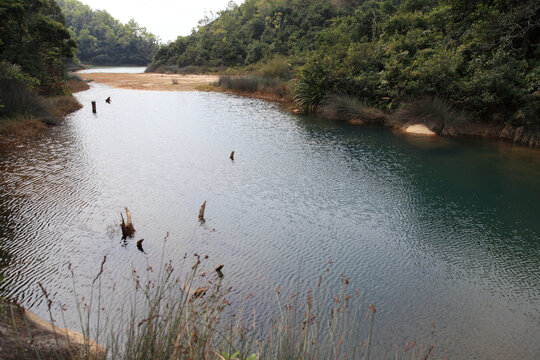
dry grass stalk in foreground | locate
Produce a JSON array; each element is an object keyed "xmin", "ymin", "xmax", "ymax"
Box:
[{"xmin": 16, "ymin": 237, "xmax": 436, "ymax": 360}]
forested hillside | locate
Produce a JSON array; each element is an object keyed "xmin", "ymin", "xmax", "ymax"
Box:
[
  {"xmin": 0, "ymin": 0, "xmax": 76, "ymax": 95},
  {"xmin": 1, "ymin": 0, "xmax": 82, "ymax": 132},
  {"xmin": 149, "ymin": 0, "xmax": 339, "ymax": 69},
  {"xmin": 151, "ymin": 0, "xmax": 539, "ymax": 131},
  {"xmin": 57, "ymin": 0, "xmax": 158, "ymax": 65}
]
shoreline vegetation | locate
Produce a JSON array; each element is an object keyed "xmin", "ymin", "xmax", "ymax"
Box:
[
  {"xmin": 0, "ymin": 0, "xmax": 89, "ymax": 145},
  {"xmin": 147, "ymin": 0, "xmax": 540, "ymax": 148},
  {"xmin": 78, "ymin": 70, "xmax": 540, "ymax": 147},
  {"xmin": 213, "ymin": 73, "xmax": 539, "ymax": 146},
  {"xmin": 0, "ymin": 73, "xmax": 88, "ymax": 144}
]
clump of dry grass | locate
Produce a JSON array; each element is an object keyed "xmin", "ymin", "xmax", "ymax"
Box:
[
  {"xmin": 0, "ymin": 94, "xmax": 81, "ymax": 140},
  {"xmin": 319, "ymin": 94, "xmax": 386, "ymax": 124},
  {"xmin": 0, "ymin": 116, "xmax": 47, "ymax": 138},
  {"xmin": 13, "ymin": 233, "xmax": 437, "ymax": 360},
  {"xmin": 45, "ymin": 95, "xmax": 83, "ymax": 119},
  {"xmin": 41, "ymin": 257, "xmax": 435, "ymax": 359},
  {"xmin": 67, "ymin": 78, "xmax": 90, "ymax": 93},
  {"xmin": 391, "ymin": 97, "xmax": 466, "ymax": 136},
  {"xmin": 216, "ymin": 75, "xmax": 292, "ymax": 99}
]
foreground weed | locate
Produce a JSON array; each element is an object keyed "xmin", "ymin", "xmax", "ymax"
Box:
[{"xmin": 29, "ymin": 236, "xmax": 436, "ymax": 360}]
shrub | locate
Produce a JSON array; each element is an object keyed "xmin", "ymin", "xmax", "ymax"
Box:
[
  {"xmin": 0, "ymin": 61, "xmax": 82, "ymax": 126},
  {"xmin": 294, "ymin": 56, "xmax": 331, "ymax": 112},
  {"xmin": 257, "ymin": 55, "xmax": 291, "ymax": 79}
]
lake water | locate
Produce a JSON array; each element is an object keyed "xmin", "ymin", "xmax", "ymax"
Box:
[
  {"xmin": 77, "ymin": 66, "xmax": 146, "ymax": 73},
  {"xmin": 1, "ymin": 84, "xmax": 539, "ymax": 359}
]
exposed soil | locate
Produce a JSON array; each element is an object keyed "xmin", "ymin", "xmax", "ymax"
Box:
[
  {"xmin": 78, "ymin": 72, "xmax": 220, "ymax": 91},
  {"xmin": 0, "ymin": 299, "xmax": 104, "ymax": 360}
]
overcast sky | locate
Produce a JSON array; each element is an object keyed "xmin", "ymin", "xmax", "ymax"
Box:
[{"xmin": 79, "ymin": 0, "xmax": 243, "ymax": 43}]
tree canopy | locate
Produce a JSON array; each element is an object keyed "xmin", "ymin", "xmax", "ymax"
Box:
[
  {"xmin": 56, "ymin": 0, "xmax": 158, "ymax": 65},
  {"xmin": 0, "ymin": 0, "xmax": 76, "ymax": 95}
]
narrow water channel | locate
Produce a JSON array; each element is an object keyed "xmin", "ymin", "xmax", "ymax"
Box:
[{"xmin": 1, "ymin": 84, "xmax": 539, "ymax": 359}]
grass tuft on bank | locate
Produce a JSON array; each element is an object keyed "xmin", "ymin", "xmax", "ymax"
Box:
[
  {"xmin": 319, "ymin": 95, "xmax": 386, "ymax": 124},
  {"xmin": 216, "ymin": 75, "xmax": 291, "ymax": 99},
  {"xmin": 390, "ymin": 97, "xmax": 466, "ymax": 136}
]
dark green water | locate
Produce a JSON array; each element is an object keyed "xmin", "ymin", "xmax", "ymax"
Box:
[{"xmin": 1, "ymin": 84, "xmax": 539, "ymax": 358}]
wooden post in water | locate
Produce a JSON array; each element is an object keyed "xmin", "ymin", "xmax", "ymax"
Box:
[
  {"xmin": 91, "ymin": 101, "xmax": 96, "ymax": 113},
  {"xmin": 198, "ymin": 201, "xmax": 206, "ymax": 222},
  {"xmin": 120, "ymin": 207, "xmax": 135, "ymax": 238}
]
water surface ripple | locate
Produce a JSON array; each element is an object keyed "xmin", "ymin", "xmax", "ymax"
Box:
[{"xmin": 1, "ymin": 84, "xmax": 539, "ymax": 359}]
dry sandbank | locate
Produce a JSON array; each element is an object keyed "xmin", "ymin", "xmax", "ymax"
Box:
[{"xmin": 78, "ymin": 72, "xmax": 219, "ymax": 91}]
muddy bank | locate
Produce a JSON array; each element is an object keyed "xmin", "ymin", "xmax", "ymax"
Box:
[
  {"xmin": 0, "ymin": 299, "xmax": 104, "ymax": 360},
  {"xmin": 456, "ymin": 122, "xmax": 540, "ymax": 147},
  {"xmin": 78, "ymin": 72, "xmax": 219, "ymax": 91}
]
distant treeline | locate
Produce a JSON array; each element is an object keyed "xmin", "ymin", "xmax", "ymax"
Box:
[
  {"xmin": 57, "ymin": 0, "xmax": 158, "ymax": 65},
  {"xmin": 150, "ymin": 0, "xmax": 540, "ymax": 128}
]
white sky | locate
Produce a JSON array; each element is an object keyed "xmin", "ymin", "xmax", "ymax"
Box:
[{"xmin": 78, "ymin": 0, "xmax": 243, "ymax": 43}]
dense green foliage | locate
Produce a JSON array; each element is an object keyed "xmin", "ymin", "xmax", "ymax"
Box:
[
  {"xmin": 149, "ymin": 0, "xmax": 342, "ymax": 70},
  {"xmin": 0, "ymin": 0, "xmax": 76, "ymax": 96},
  {"xmin": 152, "ymin": 0, "xmax": 540, "ymax": 128},
  {"xmin": 300, "ymin": 0, "xmax": 540, "ymax": 126},
  {"xmin": 56, "ymin": 0, "xmax": 158, "ymax": 65}
]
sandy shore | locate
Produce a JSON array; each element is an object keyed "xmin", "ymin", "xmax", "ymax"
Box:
[
  {"xmin": 404, "ymin": 124, "xmax": 436, "ymax": 135},
  {"xmin": 78, "ymin": 72, "xmax": 219, "ymax": 91}
]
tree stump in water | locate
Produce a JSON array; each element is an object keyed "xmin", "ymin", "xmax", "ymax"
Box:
[
  {"xmin": 198, "ymin": 201, "xmax": 206, "ymax": 222},
  {"xmin": 136, "ymin": 239, "xmax": 144, "ymax": 252},
  {"xmin": 121, "ymin": 207, "xmax": 135, "ymax": 238}
]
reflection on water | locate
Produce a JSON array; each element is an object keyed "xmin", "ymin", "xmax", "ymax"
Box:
[
  {"xmin": 77, "ymin": 66, "xmax": 146, "ymax": 73},
  {"xmin": 1, "ymin": 84, "xmax": 539, "ymax": 359}
]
